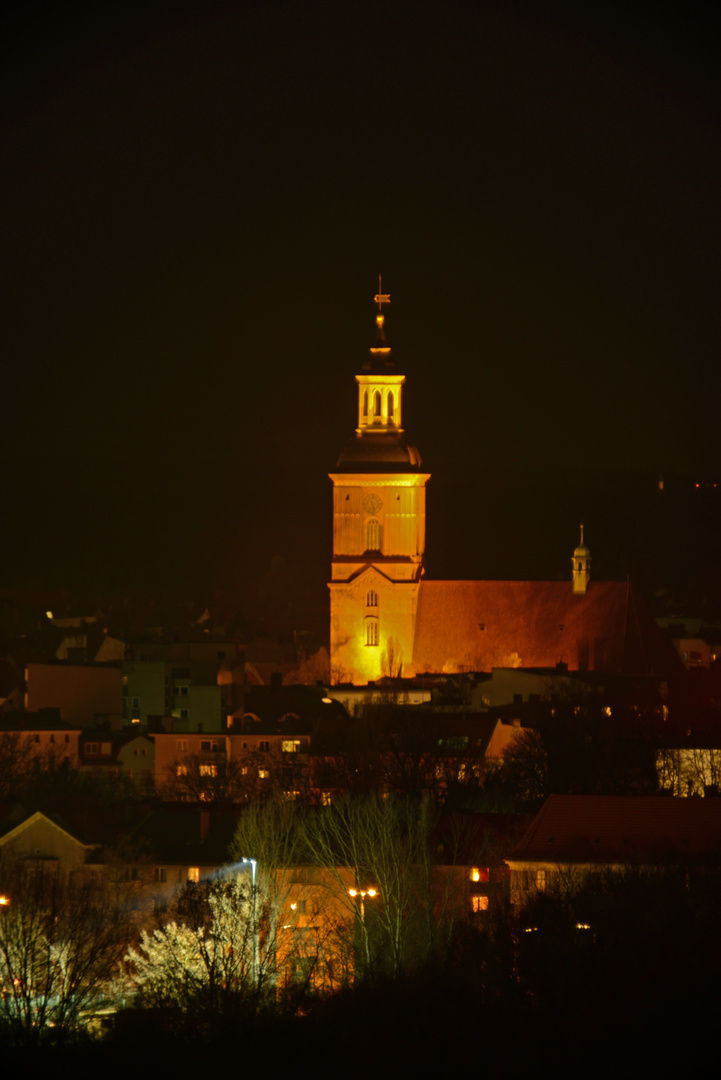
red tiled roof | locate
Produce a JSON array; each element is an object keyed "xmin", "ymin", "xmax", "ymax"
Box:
[
  {"xmin": 411, "ymin": 580, "xmax": 680, "ymax": 677},
  {"xmin": 508, "ymin": 795, "xmax": 721, "ymax": 864}
]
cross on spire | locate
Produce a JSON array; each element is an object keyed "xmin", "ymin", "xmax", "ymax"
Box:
[{"xmin": 374, "ymin": 274, "xmax": 390, "ymax": 311}]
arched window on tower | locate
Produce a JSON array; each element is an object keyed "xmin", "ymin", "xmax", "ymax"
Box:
[
  {"xmin": 388, "ymin": 392, "xmax": 394, "ymax": 420},
  {"xmin": 363, "ymin": 391, "xmax": 368, "ymax": 419},
  {"xmin": 373, "ymin": 391, "xmax": 381, "ymax": 419},
  {"xmin": 366, "ymin": 519, "xmax": 381, "ymax": 553},
  {"xmin": 365, "ymin": 618, "xmax": 379, "ymax": 647},
  {"xmin": 366, "ymin": 589, "xmax": 378, "ymax": 608}
]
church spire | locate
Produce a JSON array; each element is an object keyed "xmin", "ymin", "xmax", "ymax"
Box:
[
  {"xmin": 366, "ymin": 274, "xmax": 393, "ymax": 367},
  {"xmin": 355, "ymin": 277, "xmax": 404, "ymax": 432},
  {"xmin": 572, "ymin": 523, "xmax": 591, "ymax": 594},
  {"xmin": 372, "ymin": 274, "xmax": 391, "ymax": 348}
]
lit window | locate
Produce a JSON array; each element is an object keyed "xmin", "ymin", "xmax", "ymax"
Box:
[
  {"xmin": 188, "ymin": 867, "xmax": 200, "ymax": 883},
  {"xmin": 258, "ymin": 769, "xmax": 269, "ymax": 780},
  {"xmin": 536, "ymin": 870, "xmax": 546, "ymax": 892},
  {"xmin": 282, "ymin": 740, "xmax": 301, "ymax": 754},
  {"xmin": 321, "ymin": 791, "xmax": 332, "ymax": 806},
  {"xmin": 199, "ymin": 764, "xmax": 218, "ymax": 777},
  {"xmin": 365, "ymin": 619, "xmax": 379, "ymax": 647},
  {"xmin": 177, "ymin": 765, "xmax": 188, "ymax": 777},
  {"xmin": 471, "ymin": 896, "xmax": 489, "ymax": 913},
  {"xmin": 470, "ymin": 867, "xmax": 489, "ymax": 883}
]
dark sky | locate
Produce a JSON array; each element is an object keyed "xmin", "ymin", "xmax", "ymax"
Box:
[{"xmin": 2, "ymin": 1, "xmax": 719, "ymax": 603}]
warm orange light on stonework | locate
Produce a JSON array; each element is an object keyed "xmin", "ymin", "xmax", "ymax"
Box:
[{"xmin": 330, "ymin": 292, "xmax": 429, "ymax": 685}]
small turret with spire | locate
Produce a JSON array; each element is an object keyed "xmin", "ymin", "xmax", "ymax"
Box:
[
  {"xmin": 572, "ymin": 524, "xmax": 591, "ymax": 594},
  {"xmin": 356, "ymin": 276, "xmax": 404, "ymax": 432}
]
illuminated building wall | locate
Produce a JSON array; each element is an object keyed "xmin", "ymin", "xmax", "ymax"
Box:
[{"xmin": 329, "ymin": 299, "xmax": 429, "ymax": 684}]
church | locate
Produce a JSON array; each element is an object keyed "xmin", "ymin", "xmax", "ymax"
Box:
[{"xmin": 329, "ymin": 288, "xmax": 678, "ymax": 686}]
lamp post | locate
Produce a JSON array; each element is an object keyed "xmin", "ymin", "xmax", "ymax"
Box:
[
  {"xmin": 241, "ymin": 858, "xmax": 259, "ymax": 988},
  {"xmin": 348, "ymin": 887, "xmax": 378, "ymax": 978}
]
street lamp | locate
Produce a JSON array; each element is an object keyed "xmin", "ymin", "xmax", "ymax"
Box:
[
  {"xmin": 348, "ymin": 887, "xmax": 379, "ymax": 977},
  {"xmin": 348, "ymin": 887, "xmax": 377, "ymax": 922},
  {"xmin": 241, "ymin": 858, "xmax": 259, "ymax": 988}
]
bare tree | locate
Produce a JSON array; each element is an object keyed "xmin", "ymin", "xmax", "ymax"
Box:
[
  {"xmin": 303, "ymin": 794, "xmax": 462, "ymax": 980},
  {"xmin": 229, "ymin": 799, "xmax": 345, "ymax": 997},
  {"xmin": 0, "ymin": 732, "xmax": 70, "ymax": 802},
  {"xmin": 0, "ymin": 863, "xmax": 131, "ymax": 1044},
  {"xmin": 381, "ymin": 636, "xmax": 403, "ymax": 679}
]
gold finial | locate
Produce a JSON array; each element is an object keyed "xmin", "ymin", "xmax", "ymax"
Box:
[{"xmin": 374, "ymin": 274, "xmax": 390, "ymax": 312}]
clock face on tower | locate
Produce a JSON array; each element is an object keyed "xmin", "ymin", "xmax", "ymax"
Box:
[{"xmin": 362, "ymin": 492, "xmax": 383, "ymax": 516}]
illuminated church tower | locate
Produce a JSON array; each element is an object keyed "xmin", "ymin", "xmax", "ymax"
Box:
[{"xmin": 329, "ymin": 282, "xmax": 430, "ymax": 683}]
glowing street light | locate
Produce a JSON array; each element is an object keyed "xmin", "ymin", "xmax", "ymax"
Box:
[
  {"xmin": 348, "ymin": 886, "xmax": 378, "ymax": 922},
  {"xmin": 348, "ymin": 886, "xmax": 379, "ymax": 978},
  {"xmin": 241, "ymin": 857, "xmax": 259, "ymax": 987}
]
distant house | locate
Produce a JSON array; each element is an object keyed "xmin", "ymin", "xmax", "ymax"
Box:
[
  {"xmin": 0, "ymin": 807, "xmax": 98, "ymax": 880},
  {"xmin": 506, "ymin": 795, "xmax": 721, "ymax": 905},
  {"xmin": 79, "ymin": 730, "xmax": 155, "ymax": 791},
  {"xmin": 0, "ymin": 710, "xmax": 81, "ymax": 769}
]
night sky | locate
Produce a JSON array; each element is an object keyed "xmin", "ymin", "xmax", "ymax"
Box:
[{"xmin": 3, "ymin": 2, "xmax": 720, "ymax": 612}]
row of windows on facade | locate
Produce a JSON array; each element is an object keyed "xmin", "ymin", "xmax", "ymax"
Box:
[
  {"xmin": 362, "ymin": 389, "xmax": 396, "ymax": 420},
  {"xmin": 84, "ymin": 741, "xmax": 147, "ymax": 757},
  {"xmin": 174, "ymin": 738, "xmax": 303, "ymax": 753},
  {"xmin": 176, "ymin": 764, "xmax": 256, "ymax": 778}
]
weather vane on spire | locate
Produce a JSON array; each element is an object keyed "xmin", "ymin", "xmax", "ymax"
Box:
[{"xmin": 374, "ymin": 274, "xmax": 390, "ymax": 311}]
